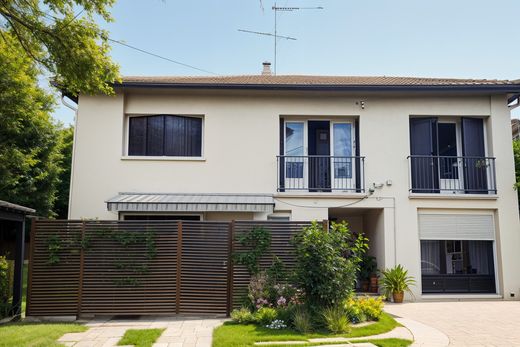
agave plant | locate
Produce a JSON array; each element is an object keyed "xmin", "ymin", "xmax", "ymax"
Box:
[{"xmin": 380, "ymin": 264, "xmax": 416, "ymax": 303}]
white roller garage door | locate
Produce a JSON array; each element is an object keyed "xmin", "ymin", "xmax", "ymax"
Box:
[{"xmin": 418, "ymin": 213, "xmax": 495, "ymax": 240}]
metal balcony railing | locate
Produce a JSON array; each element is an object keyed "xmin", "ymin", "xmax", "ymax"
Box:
[
  {"xmin": 408, "ymin": 155, "xmax": 497, "ymax": 194},
  {"xmin": 277, "ymin": 155, "xmax": 365, "ymax": 192}
]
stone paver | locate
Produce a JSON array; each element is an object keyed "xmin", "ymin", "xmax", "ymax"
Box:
[
  {"xmin": 58, "ymin": 315, "xmax": 226, "ymax": 347},
  {"xmin": 385, "ymin": 301, "xmax": 520, "ymax": 346}
]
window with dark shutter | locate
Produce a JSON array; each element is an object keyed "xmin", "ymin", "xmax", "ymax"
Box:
[{"xmin": 127, "ymin": 115, "xmax": 203, "ymax": 157}]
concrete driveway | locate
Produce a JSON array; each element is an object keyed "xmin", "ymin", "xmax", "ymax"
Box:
[{"xmin": 385, "ymin": 301, "xmax": 520, "ymax": 346}]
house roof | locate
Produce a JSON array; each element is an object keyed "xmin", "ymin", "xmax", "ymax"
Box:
[
  {"xmin": 117, "ymin": 75, "xmax": 520, "ymax": 93},
  {"xmin": 106, "ymin": 193, "xmax": 274, "ymax": 213}
]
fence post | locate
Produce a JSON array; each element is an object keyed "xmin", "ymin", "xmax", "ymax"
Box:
[
  {"xmin": 77, "ymin": 221, "xmax": 86, "ymax": 317},
  {"xmin": 226, "ymin": 220, "xmax": 235, "ymax": 316},
  {"xmin": 26, "ymin": 218, "xmax": 36, "ymax": 316},
  {"xmin": 176, "ymin": 221, "xmax": 182, "ymax": 314}
]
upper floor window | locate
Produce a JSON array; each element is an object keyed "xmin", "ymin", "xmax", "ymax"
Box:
[
  {"xmin": 408, "ymin": 116, "xmax": 496, "ymax": 194},
  {"xmin": 128, "ymin": 115, "xmax": 202, "ymax": 157}
]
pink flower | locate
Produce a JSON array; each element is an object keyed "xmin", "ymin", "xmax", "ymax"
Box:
[{"xmin": 277, "ymin": 296, "xmax": 287, "ymax": 307}]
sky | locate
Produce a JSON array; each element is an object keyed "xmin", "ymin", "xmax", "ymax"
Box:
[{"xmin": 51, "ymin": 0, "xmax": 520, "ymax": 124}]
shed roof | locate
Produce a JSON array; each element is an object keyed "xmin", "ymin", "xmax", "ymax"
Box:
[{"xmin": 0, "ymin": 200, "xmax": 35, "ymax": 214}]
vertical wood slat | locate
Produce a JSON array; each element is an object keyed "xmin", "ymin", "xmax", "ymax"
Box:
[
  {"xmin": 176, "ymin": 221, "xmax": 182, "ymax": 315},
  {"xmin": 226, "ymin": 221, "xmax": 235, "ymax": 316},
  {"xmin": 26, "ymin": 218, "xmax": 36, "ymax": 316},
  {"xmin": 76, "ymin": 222, "xmax": 85, "ymax": 316}
]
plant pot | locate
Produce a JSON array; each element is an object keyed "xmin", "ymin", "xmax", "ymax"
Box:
[
  {"xmin": 369, "ymin": 275, "xmax": 378, "ymax": 293},
  {"xmin": 392, "ymin": 292, "xmax": 404, "ymax": 303},
  {"xmin": 361, "ymin": 280, "xmax": 370, "ymax": 292}
]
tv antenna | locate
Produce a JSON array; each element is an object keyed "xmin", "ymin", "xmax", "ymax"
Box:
[{"xmin": 239, "ymin": 2, "xmax": 323, "ymax": 75}]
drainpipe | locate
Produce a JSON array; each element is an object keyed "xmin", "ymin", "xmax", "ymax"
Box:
[{"xmin": 61, "ymin": 94, "xmax": 78, "ymax": 219}]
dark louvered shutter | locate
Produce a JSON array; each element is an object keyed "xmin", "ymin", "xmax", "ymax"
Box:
[
  {"xmin": 146, "ymin": 115, "xmax": 165, "ymax": 156},
  {"xmin": 410, "ymin": 118, "xmax": 439, "ymax": 193},
  {"xmin": 461, "ymin": 117, "xmax": 487, "ymax": 193},
  {"xmin": 128, "ymin": 117, "xmax": 147, "ymax": 155}
]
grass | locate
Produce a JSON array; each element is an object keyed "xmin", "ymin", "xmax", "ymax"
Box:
[
  {"xmin": 117, "ymin": 328, "xmax": 165, "ymax": 347},
  {"xmin": 261, "ymin": 338, "xmax": 412, "ymax": 347},
  {"xmin": 212, "ymin": 312, "xmax": 402, "ymax": 347},
  {"xmin": 0, "ymin": 323, "xmax": 87, "ymax": 347}
]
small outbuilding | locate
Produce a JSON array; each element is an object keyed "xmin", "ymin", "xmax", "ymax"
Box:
[{"xmin": 0, "ymin": 200, "xmax": 35, "ymax": 319}]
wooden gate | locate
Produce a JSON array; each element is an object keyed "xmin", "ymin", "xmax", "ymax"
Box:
[{"xmin": 27, "ymin": 219, "xmax": 312, "ymax": 317}]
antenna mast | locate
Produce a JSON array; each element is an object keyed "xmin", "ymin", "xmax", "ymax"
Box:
[{"xmin": 239, "ymin": 2, "xmax": 323, "ymax": 75}]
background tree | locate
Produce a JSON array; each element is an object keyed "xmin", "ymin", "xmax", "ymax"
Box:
[
  {"xmin": 54, "ymin": 126, "xmax": 74, "ymax": 219},
  {"xmin": 0, "ymin": 0, "xmax": 120, "ymax": 95},
  {"xmin": 513, "ymin": 140, "xmax": 520, "ymax": 202},
  {"xmin": 0, "ymin": 32, "xmax": 62, "ymax": 216}
]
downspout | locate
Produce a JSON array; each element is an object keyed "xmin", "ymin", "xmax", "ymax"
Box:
[{"xmin": 61, "ymin": 94, "xmax": 78, "ymax": 219}]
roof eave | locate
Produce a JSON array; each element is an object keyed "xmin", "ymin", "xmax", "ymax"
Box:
[{"xmin": 115, "ymin": 82, "xmax": 520, "ymax": 93}]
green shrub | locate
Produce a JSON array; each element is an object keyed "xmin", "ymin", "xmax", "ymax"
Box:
[
  {"xmin": 292, "ymin": 221, "xmax": 368, "ymax": 308},
  {"xmin": 293, "ymin": 307, "xmax": 312, "ymax": 333},
  {"xmin": 230, "ymin": 307, "xmax": 255, "ymax": 324},
  {"xmin": 321, "ymin": 306, "xmax": 351, "ymax": 334},
  {"xmin": 254, "ymin": 307, "xmax": 278, "ymax": 325},
  {"xmin": 344, "ymin": 297, "xmax": 366, "ymax": 323},
  {"xmin": 358, "ymin": 296, "xmax": 384, "ymax": 320},
  {"xmin": 345, "ymin": 296, "xmax": 385, "ymax": 322}
]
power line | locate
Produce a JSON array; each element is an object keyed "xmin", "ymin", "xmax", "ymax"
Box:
[
  {"xmin": 108, "ymin": 38, "xmax": 219, "ymax": 76},
  {"xmin": 238, "ymin": 29, "xmax": 296, "ymax": 40}
]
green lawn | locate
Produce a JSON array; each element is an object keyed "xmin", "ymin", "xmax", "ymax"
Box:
[
  {"xmin": 117, "ymin": 328, "xmax": 165, "ymax": 347},
  {"xmin": 212, "ymin": 312, "xmax": 409, "ymax": 347},
  {"xmin": 0, "ymin": 323, "xmax": 87, "ymax": 347}
]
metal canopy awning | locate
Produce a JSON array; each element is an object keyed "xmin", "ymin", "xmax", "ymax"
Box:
[{"xmin": 106, "ymin": 193, "xmax": 275, "ymax": 213}]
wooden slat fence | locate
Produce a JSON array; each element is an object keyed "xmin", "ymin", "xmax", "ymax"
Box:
[{"xmin": 27, "ymin": 219, "xmax": 313, "ymax": 317}]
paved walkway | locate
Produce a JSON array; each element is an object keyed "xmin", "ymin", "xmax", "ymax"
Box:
[
  {"xmin": 385, "ymin": 301, "xmax": 520, "ymax": 346},
  {"xmin": 59, "ymin": 315, "xmax": 226, "ymax": 347}
]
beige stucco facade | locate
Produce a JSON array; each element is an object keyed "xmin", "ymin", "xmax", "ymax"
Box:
[{"xmin": 69, "ymin": 87, "xmax": 520, "ymax": 300}]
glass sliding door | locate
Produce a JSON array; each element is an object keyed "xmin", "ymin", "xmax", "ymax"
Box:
[{"xmin": 332, "ymin": 123, "xmax": 355, "ymax": 190}]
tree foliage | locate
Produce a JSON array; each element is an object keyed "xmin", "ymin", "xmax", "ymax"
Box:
[
  {"xmin": 54, "ymin": 126, "xmax": 74, "ymax": 218},
  {"xmin": 514, "ymin": 140, "xmax": 520, "ymax": 202},
  {"xmin": 0, "ymin": 0, "xmax": 120, "ymax": 95},
  {"xmin": 0, "ymin": 32, "xmax": 63, "ymax": 217}
]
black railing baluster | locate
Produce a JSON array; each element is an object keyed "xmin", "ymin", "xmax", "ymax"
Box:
[
  {"xmin": 276, "ymin": 155, "xmax": 365, "ymax": 192},
  {"xmin": 408, "ymin": 155, "xmax": 496, "ymax": 194}
]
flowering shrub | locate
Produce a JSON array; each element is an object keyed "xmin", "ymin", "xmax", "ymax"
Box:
[{"xmin": 266, "ymin": 319, "xmax": 287, "ymax": 330}]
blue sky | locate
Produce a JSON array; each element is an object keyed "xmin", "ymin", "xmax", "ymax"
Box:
[{"xmin": 52, "ymin": 0, "xmax": 520, "ymax": 124}]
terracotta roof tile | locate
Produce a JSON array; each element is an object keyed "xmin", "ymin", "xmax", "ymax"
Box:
[{"xmin": 120, "ymin": 75, "xmax": 520, "ymax": 87}]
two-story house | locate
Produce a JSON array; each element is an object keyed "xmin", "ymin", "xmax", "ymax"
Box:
[{"xmin": 66, "ymin": 67, "xmax": 520, "ymax": 300}]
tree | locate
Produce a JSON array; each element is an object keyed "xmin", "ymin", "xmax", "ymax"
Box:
[
  {"xmin": 54, "ymin": 126, "xmax": 74, "ymax": 219},
  {"xmin": 0, "ymin": 32, "xmax": 63, "ymax": 217},
  {"xmin": 0, "ymin": 0, "xmax": 120, "ymax": 95},
  {"xmin": 513, "ymin": 140, "xmax": 520, "ymax": 202}
]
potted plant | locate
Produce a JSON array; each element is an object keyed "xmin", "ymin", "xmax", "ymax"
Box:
[
  {"xmin": 358, "ymin": 255, "xmax": 377, "ymax": 292},
  {"xmin": 380, "ymin": 264, "xmax": 415, "ymax": 303}
]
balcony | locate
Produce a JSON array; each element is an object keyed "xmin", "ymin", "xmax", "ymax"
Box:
[
  {"xmin": 277, "ymin": 155, "xmax": 365, "ymax": 193},
  {"xmin": 408, "ymin": 155, "xmax": 497, "ymax": 195}
]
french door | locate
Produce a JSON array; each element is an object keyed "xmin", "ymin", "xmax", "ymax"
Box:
[{"xmin": 284, "ymin": 120, "xmax": 355, "ymax": 191}]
